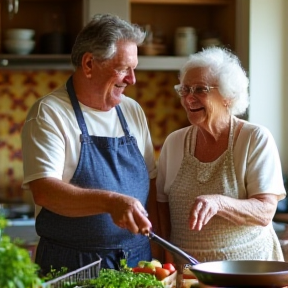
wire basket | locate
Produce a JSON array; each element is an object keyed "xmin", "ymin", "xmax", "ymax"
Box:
[{"xmin": 42, "ymin": 258, "xmax": 101, "ymax": 288}]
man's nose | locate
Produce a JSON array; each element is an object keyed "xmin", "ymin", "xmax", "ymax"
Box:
[{"xmin": 124, "ymin": 69, "xmax": 136, "ymax": 85}]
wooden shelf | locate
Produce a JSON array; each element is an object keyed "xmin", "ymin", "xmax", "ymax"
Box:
[
  {"xmin": 137, "ymin": 56, "xmax": 188, "ymax": 70},
  {"xmin": 130, "ymin": 0, "xmax": 230, "ymax": 4},
  {"xmin": 0, "ymin": 54, "xmax": 188, "ymax": 71},
  {"xmin": 0, "ymin": 0, "xmax": 236, "ymax": 70},
  {"xmin": 0, "ymin": 54, "xmax": 73, "ymax": 70}
]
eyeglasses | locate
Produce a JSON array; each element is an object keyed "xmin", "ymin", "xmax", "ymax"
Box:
[{"xmin": 174, "ymin": 84, "xmax": 218, "ymax": 98}]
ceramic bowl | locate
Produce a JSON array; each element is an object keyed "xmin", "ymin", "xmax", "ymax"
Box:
[
  {"xmin": 4, "ymin": 39, "xmax": 35, "ymax": 55},
  {"xmin": 5, "ymin": 29, "xmax": 35, "ymax": 40}
]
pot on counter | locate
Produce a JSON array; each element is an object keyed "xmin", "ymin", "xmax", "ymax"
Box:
[{"xmin": 148, "ymin": 232, "xmax": 288, "ymax": 287}]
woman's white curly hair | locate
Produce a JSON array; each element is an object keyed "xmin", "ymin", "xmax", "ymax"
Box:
[{"xmin": 179, "ymin": 47, "xmax": 249, "ymax": 116}]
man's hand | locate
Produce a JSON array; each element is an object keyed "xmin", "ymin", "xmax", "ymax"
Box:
[{"xmin": 110, "ymin": 194, "xmax": 152, "ymax": 235}]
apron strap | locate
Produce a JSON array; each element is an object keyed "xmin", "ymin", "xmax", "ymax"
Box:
[
  {"xmin": 66, "ymin": 76, "xmax": 130, "ymax": 140},
  {"xmin": 66, "ymin": 76, "xmax": 90, "ymax": 140},
  {"xmin": 115, "ymin": 105, "xmax": 130, "ymax": 136}
]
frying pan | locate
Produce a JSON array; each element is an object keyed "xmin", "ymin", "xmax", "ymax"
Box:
[{"xmin": 148, "ymin": 231, "xmax": 288, "ymax": 287}]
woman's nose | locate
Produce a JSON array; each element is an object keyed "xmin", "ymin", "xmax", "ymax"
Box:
[{"xmin": 186, "ymin": 94, "xmax": 197, "ymax": 104}]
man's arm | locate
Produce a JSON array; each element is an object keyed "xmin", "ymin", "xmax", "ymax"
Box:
[{"xmin": 29, "ymin": 177, "xmax": 151, "ymax": 234}]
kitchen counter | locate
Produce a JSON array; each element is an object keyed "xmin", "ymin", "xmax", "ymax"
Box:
[
  {"xmin": 2, "ymin": 217, "xmax": 39, "ymax": 260},
  {"xmin": 3, "ymin": 217, "xmax": 39, "ymax": 244}
]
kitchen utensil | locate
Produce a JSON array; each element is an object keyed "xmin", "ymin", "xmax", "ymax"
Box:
[{"xmin": 149, "ymin": 231, "xmax": 288, "ymax": 287}]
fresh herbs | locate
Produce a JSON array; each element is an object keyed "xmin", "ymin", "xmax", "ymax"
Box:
[
  {"xmin": 43, "ymin": 266, "xmax": 69, "ymax": 281},
  {"xmin": 86, "ymin": 259, "xmax": 163, "ymax": 288},
  {"xmin": 0, "ymin": 216, "xmax": 42, "ymax": 288},
  {"xmin": 88, "ymin": 268, "xmax": 164, "ymax": 288}
]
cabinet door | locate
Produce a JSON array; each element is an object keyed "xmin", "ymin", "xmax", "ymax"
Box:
[
  {"xmin": 83, "ymin": 0, "xmax": 130, "ymax": 24},
  {"xmin": 131, "ymin": 1, "xmax": 236, "ymax": 55},
  {"xmin": 0, "ymin": 0, "xmax": 83, "ymax": 54}
]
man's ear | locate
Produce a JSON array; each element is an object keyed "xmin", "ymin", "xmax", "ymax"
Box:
[{"xmin": 82, "ymin": 53, "xmax": 94, "ymax": 78}]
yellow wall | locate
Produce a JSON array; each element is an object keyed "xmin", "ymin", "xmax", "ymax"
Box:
[{"xmin": 0, "ymin": 69, "xmax": 189, "ymax": 202}]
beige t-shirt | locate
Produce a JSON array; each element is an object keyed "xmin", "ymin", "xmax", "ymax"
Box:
[
  {"xmin": 164, "ymin": 118, "xmax": 284, "ymax": 261},
  {"xmin": 157, "ymin": 118, "xmax": 286, "ymax": 202},
  {"xmin": 21, "ymin": 85, "xmax": 157, "ymax": 190}
]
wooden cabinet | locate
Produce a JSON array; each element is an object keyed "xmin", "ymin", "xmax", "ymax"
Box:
[
  {"xmin": 85, "ymin": 0, "xmax": 236, "ymax": 55},
  {"xmin": 0, "ymin": 0, "xmax": 238, "ymax": 70},
  {"xmin": 130, "ymin": 0, "xmax": 236, "ymax": 55},
  {"xmin": 0, "ymin": 0, "xmax": 83, "ymax": 54}
]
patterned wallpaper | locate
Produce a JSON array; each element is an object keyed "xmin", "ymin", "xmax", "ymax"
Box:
[{"xmin": 0, "ymin": 69, "xmax": 189, "ymax": 202}]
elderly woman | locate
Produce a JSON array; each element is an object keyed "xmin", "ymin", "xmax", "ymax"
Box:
[{"xmin": 156, "ymin": 47, "xmax": 286, "ymax": 262}]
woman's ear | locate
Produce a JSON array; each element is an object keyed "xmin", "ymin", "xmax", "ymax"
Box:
[
  {"xmin": 82, "ymin": 53, "xmax": 94, "ymax": 79},
  {"xmin": 223, "ymin": 99, "xmax": 232, "ymax": 108}
]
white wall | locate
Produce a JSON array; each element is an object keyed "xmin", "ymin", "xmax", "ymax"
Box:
[{"xmin": 249, "ymin": 0, "xmax": 288, "ymax": 175}]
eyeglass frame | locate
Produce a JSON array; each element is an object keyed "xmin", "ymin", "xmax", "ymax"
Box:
[{"xmin": 174, "ymin": 84, "xmax": 218, "ymax": 98}]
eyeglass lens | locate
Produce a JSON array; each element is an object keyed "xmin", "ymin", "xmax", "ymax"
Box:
[{"xmin": 175, "ymin": 85, "xmax": 211, "ymax": 97}]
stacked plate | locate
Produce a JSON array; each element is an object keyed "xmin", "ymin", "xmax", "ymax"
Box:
[{"xmin": 4, "ymin": 28, "xmax": 35, "ymax": 55}]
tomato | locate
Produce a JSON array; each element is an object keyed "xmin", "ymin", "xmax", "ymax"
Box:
[
  {"xmin": 155, "ymin": 267, "xmax": 171, "ymax": 280},
  {"xmin": 132, "ymin": 267, "xmax": 155, "ymax": 275},
  {"xmin": 162, "ymin": 263, "xmax": 176, "ymax": 274}
]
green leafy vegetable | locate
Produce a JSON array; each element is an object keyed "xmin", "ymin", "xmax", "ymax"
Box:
[
  {"xmin": 0, "ymin": 216, "xmax": 42, "ymax": 288},
  {"xmin": 43, "ymin": 266, "xmax": 69, "ymax": 281},
  {"xmin": 88, "ymin": 268, "xmax": 164, "ymax": 288}
]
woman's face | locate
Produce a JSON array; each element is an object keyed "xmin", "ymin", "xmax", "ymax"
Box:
[{"xmin": 179, "ymin": 67, "xmax": 227, "ymax": 128}]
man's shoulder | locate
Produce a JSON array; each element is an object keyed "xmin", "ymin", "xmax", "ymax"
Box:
[
  {"xmin": 119, "ymin": 95, "xmax": 145, "ymax": 119},
  {"xmin": 32, "ymin": 84, "xmax": 68, "ymax": 106},
  {"xmin": 120, "ymin": 95, "xmax": 140, "ymax": 108},
  {"xmin": 26, "ymin": 85, "xmax": 69, "ymax": 119}
]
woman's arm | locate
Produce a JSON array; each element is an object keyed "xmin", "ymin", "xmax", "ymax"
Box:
[{"xmin": 189, "ymin": 193, "xmax": 279, "ymax": 231}]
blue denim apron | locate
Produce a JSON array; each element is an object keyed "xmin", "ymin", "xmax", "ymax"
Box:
[{"xmin": 35, "ymin": 76, "xmax": 151, "ymax": 275}]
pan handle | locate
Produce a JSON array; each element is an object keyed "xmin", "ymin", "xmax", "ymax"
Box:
[{"xmin": 148, "ymin": 231, "xmax": 199, "ymax": 265}]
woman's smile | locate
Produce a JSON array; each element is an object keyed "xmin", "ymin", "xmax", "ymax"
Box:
[{"xmin": 189, "ymin": 107, "xmax": 204, "ymax": 112}]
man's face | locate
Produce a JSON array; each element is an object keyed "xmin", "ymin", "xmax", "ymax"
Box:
[{"xmin": 91, "ymin": 40, "xmax": 138, "ymax": 110}]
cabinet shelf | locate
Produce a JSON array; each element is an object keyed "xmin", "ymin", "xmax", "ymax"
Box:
[
  {"xmin": 0, "ymin": 0, "xmax": 235, "ymax": 70},
  {"xmin": 138, "ymin": 56, "xmax": 187, "ymax": 70},
  {"xmin": 0, "ymin": 54, "xmax": 73, "ymax": 70},
  {"xmin": 0, "ymin": 54, "xmax": 188, "ymax": 71},
  {"xmin": 131, "ymin": 0, "xmax": 229, "ymax": 4}
]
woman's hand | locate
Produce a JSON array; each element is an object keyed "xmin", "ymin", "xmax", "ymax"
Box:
[
  {"xmin": 189, "ymin": 194, "xmax": 221, "ymax": 230},
  {"xmin": 189, "ymin": 193, "xmax": 279, "ymax": 231}
]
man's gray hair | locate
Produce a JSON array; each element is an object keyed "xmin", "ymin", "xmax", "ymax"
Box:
[{"xmin": 71, "ymin": 14, "xmax": 146, "ymax": 67}]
